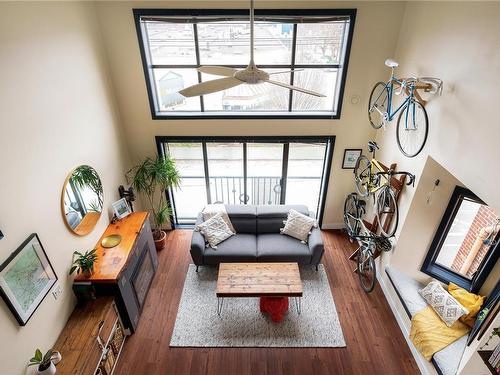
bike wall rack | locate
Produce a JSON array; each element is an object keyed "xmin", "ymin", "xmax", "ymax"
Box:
[
  {"xmin": 394, "ymin": 77, "xmax": 443, "ymax": 107},
  {"xmin": 349, "ymin": 161, "xmax": 408, "ymax": 273}
]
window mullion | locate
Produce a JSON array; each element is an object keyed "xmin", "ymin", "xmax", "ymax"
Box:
[
  {"xmin": 288, "ymin": 23, "xmax": 298, "ymax": 112},
  {"xmin": 193, "ymin": 23, "xmax": 204, "ymax": 112}
]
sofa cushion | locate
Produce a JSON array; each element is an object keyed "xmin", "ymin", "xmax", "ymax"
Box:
[
  {"xmin": 226, "ymin": 205, "xmax": 257, "ymax": 234},
  {"xmin": 256, "ymin": 205, "xmax": 309, "ymax": 217},
  {"xmin": 257, "ymin": 233, "xmax": 311, "ymax": 264},
  {"xmin": 256, "ymin": 205, "xmax": 309, "ymax": 233},
  {"xmin": 203, "ymin": 234, "xmax": 257, "ymax": 265}
]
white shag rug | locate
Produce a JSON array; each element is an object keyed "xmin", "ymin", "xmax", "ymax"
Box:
[{"xmin": 170, "ymin": 264, "xmax": 346, "ymax": 347}]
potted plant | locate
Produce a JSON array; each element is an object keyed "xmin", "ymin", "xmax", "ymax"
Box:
[
  {"xmin": 69, "ymin": 249, "xmax": 98, "ymax": 278},
  {"xmin": 128, "ymin": 155, "xmax": 180, "ymax": 251},
  {"xmin": 28, "ymin": 349, "xmax": 57, "ymax": 375}
]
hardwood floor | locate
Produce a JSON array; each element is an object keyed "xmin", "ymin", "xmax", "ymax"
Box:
[{"xmin": 115, "ymin": 230, "xmax": 419, "ymax": 375}]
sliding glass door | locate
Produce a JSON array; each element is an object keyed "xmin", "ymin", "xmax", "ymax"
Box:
[{"xmin": 158, "ymin": 137, "xmax": 333, "ymax": 227}]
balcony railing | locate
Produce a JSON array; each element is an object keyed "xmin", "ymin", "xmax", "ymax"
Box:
[{"xmin": 181, "ymin": 175, "xmax": 321, "ymax": 206}]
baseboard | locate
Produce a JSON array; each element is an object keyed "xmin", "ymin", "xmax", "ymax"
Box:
[
  {"xmin": 377, "ymin": 272, "xmax": 434, "ymax": 375},
  {"xmin": 321, "ymin": 223, "xmax": 344, "ymax": 230}
]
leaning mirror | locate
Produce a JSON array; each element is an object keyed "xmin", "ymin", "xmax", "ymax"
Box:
[{"xmin": 61, "ymin": 165, "xmax": 104, "ymax": 236}]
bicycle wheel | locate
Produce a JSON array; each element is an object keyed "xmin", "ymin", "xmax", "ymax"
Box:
[
  {"xmin": 354, "ymin": 155, "xmax": 371, "ymax": 197},
  {"xmin": 343, "ymin": 194, "xmax": 360, "ymax": 238},
  {"xmin": 396, "ymin": 99, "xmax": 429, "ymax": 157},
  {"xmin": 368, "ymin": 82, "xmax": 389, "ymax": 129},
  {"xmin": 357, "ymin": 247, "xmax": 376, "ymax": 293},
  {"xmin": 375, "ymin": 186, "xmax": 399, "ymax": 238}
]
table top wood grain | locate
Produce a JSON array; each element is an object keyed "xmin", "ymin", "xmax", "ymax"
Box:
[
  {"xmin": 216, "ymin": 263, "xmax": 303, "ymax": 298},
  {"xmin": 74, "ymin": 212, "xmax": 148, "ymax": 283}
]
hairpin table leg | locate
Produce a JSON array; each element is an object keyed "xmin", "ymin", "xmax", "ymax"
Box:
[
  {"xmin": 217, "ymin": 297, "xmax": 224, "ymax": 316},
  {"xmin": 294, "ymin": 297, "xmax": 301, "ymax": 315}
]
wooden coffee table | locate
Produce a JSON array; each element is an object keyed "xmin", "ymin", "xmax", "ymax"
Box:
[{"xmin": 216, "ymin": 263, "xmax": 303, "ymax": 320}]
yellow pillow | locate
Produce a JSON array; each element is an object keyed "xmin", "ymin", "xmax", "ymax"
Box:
[{"xmin": 448, "ymin": 283, "xmax": 485, "ymax": 327}]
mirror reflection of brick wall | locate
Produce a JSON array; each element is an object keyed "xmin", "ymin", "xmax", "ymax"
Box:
[{"xmin": 451, "ymin": 205, "xmax": 498, "ymax": 277}]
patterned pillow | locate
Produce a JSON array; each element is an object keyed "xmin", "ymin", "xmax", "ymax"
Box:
[
  {"xmin": 195, "ymin": 213, "xmax": 234, "ymax": 249},
  {"xmin": 419, "ymin": 281, "xmax": 469, "ymax": 327},
  {"xmin": 280, "ymin": 209, "xmax": 317, "ymax": 243}
]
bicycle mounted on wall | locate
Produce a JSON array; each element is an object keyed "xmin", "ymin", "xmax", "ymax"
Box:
[
  {"xmin": 368, "ymin": 59, "xmax": 442, "ymax": 158},
  {"xmin": 343, "ymin": 141, "xmax": 415, "ymax": 292}
]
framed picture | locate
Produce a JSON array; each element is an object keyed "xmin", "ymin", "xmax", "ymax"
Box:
[
  {"xmin": 112, "ymin": 198, "xmax": 132, "ymax": 220},
  {"xmin": 342, "ymin": 149, "xmax": 362, "ymax": 169},
  {"xmin": 0, "ymin": 233, "xmax": 57, "ymax": 326},
  {"xmin": 468, "ymin": 281, "xmax": 500, "ymax": 345}
]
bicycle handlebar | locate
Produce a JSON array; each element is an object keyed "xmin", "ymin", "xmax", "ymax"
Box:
[{"xmin": 375, "ymin": 170, "xmax": 415, "ymax": 187}]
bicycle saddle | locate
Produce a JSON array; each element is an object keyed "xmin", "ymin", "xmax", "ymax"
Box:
[
  {"xmin": 385, "ymin": 59, "xmax": 399, "ymax": 68},
  {"xmin": 367, "ymin": 141, "xmax": 379, "ymax": 153}
]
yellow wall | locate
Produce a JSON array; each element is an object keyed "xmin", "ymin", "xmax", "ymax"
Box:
[
  {"xmin": 0, "ymin": 3, "xmax": 130, "ymax": 374},
  {"xmin": 94, "ymin": 0, "xmax": 406, "ymax": 227}
]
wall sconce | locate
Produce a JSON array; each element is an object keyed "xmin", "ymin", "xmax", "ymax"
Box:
[{"xmin": 426, "ymin": 179, "xmax": 440, "ymax": 205}]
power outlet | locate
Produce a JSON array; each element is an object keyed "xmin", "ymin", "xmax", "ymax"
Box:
[{"xmin": 52, "ymin": 284, "xmax": 62, "ymax": 300}]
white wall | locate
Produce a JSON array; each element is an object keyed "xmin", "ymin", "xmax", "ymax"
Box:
[
  {"xmin": 0, "ymin": 3, "xmax": 129, "ymax": 374},
  {"xmin": 94, "ymin": 0, "xmax": 407, "ymax": 227},
  {"xmin": 373, "ymin": 2, "xmax": 500, "ymax": 374}
]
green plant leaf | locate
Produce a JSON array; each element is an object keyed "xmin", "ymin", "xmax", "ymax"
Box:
[{"xmin": 35, "ymin": 349, "xmax": 42, "ymax": 361}]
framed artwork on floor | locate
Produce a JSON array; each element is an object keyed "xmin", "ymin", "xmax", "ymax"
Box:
[
  {"xmin": 0, "ymin": 233, "xmax": 57, "ymax": 326},
  {"xmin": 342, "ymin": 149, "xmax": 362, "ymax": 169}
]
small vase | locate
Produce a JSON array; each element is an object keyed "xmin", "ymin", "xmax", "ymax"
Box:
[{"xmin": 38, "ymin": 362, "xmax": 56, "ymax": 375}]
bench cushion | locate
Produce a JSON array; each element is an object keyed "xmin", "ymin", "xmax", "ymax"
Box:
[
  {"xmin": 257, "ymin": 233, "xmax": 311, "ymax": 264},
  {"xmin": 385, "ymin": 266, "xmax": 468, "ymax": 375}
]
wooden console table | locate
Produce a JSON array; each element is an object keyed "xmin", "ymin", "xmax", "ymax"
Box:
[
  {"xmin": 54, "ymin": 212, "xmax": 158, "ymax": 374},
  {"xmin": 73, "ymin": 212, "xmax": 158, "ymax": 334}
]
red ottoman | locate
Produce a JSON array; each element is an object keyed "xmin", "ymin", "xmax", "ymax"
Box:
[{"xmin": 260, "ymin": 297, "xmax": 289, "ymax": 323}]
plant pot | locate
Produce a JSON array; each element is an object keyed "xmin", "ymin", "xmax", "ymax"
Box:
[
  {"xmin": 82, "ymin": 267, "xmax": 94, "ymax": 278},
  {"xmin": 38, "ymin": 362, "xmax": 56, "ymax": 375},
  {"xmin": 154, "ymin": 230, "xmax": 167, "ymax": 251}
]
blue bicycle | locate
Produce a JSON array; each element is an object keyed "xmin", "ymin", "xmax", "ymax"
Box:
[{"xmin": 368, "ymin": 59, "xmax": 441, "ymax": 158}]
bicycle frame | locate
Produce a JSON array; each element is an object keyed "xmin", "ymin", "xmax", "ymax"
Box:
[{"xmin": 371, "ymin": 70, "xmax": 419, "ymax": 130}]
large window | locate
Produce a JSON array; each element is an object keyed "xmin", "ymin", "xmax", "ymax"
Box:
[
  {"xmin": 422, "ymin": 186, "xmax": 499, "ymax": 292},
  {"xmin": 134, "ymin": 9, "xmax": 356, "ymax": 118},
  {"xmin": 157, "ymin": 136, "xmax": 334, "ymax": 227}
]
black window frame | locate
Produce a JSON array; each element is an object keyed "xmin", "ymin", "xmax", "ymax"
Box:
[
  {"xmin": 421, "ymin": 186, "xmax": 500, "ymax": 293},
  {"xmin": 133, "ymin": 8, "xmax": 356, "ymax": 120},
  {"xmin": 155, "ymin": 135, "xmax": 334, "ymax": 229}
]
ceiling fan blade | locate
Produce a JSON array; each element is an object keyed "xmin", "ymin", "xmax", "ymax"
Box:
[
  {"xmin": 179, "ymin": 77, "xmax": 243, "ymax": 97},
  {"xmin": 268, "ymin": 69, "xmax": 304, "ymax": 75},
  {"xmin": 197, "ymin": 66, "xmax": 237, "ymax": 77},
  {"xmin": 266, "ymin": 79, "xmax": 326, "ymax": 97}
]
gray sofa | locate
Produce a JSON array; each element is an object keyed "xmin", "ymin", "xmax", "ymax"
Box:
[{"xmin": 190, "ymin": 205, "xmax": 324, "ymax": 270}]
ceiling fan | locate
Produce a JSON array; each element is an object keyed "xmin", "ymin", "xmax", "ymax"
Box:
[{"xmin": 178, "ymin": 0, "xmax": 326, "ymax": 98}]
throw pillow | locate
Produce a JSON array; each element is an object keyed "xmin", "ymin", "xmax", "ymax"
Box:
[
  {"xmin": 448, "ymin": 282, "xmax": 485, "ymax": 328},
  {"xmin": 195, "ymin": 213, "xmax": 234, "ymax": 249},
  {"xmin": 202, "ymin": 204, "xmax": 236, "ymax": 233},
  {"xmin": 419, "ymin": 281, "xmax": 469, "ymax": 327},
  {"xmin": 280, "ymin": 209, "xmax": 317, "ymax": 243}
]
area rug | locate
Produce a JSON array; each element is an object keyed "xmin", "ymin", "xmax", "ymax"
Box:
[{"xmin": 170, "ymin": 264, "xmax": 346, "ymax": 347}]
